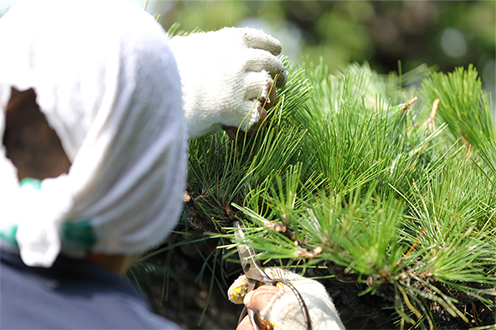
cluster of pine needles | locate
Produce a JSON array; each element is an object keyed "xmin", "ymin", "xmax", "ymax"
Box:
[{"xmin": 135, "ymin": 55, "xmax": 496, "ymax": 329}]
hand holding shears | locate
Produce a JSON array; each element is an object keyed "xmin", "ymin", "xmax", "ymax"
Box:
[{"xmin": 231, "ymin": 221, "xmax": 311, "ymax": 330}]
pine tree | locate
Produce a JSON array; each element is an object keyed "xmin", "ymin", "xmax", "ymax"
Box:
[{"xmin": 135, "ymin": 58, "xmax": 496, "ymax": 329}]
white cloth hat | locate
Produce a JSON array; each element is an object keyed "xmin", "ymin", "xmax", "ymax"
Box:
[{"xmin": 0, "ymin": 0, "xmax": 187, "ymax": 267}]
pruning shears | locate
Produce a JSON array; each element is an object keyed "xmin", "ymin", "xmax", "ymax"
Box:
[{"xmin": 233, "ymin": 221, "xmax": 311, "ymax": 330}]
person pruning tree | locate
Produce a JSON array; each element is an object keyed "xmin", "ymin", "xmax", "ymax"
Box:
[{"xmin": 0, "ymin": 0, "xmax": 344, "ymax": 329}]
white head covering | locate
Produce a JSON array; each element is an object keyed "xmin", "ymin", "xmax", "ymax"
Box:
[{"xmin": 0, "ymin": 0, "xmax": 188, "ymax": 267}]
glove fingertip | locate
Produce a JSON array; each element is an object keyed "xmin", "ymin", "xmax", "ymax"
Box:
[
  {"xmin": 241, "ymin": 28, "xmax": 282, "ymax": 56},
  {"xmin": 228, "ymin": 274, "xmax": 250, "ymax": 304}
]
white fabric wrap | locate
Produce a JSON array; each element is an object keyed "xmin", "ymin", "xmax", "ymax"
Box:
[
  {"xmin": 0, "ymin": 0, "xmax": 187, "ymax": 267},
  {"xmin": 169, "ymin": 28, "xmax": 287, "ymax": 139},
  {"xmin": 229, "ymin": 268, "xmax": 345, "ymax": 330}
]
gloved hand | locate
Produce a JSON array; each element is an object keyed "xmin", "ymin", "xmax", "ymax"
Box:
[
  {"xmin": 168, "ymin": 27, "xmax": 287, "ymax": 139},
  {"xmin": 228, "ymin": 268, "xmax": 345, "ymax": 330}
]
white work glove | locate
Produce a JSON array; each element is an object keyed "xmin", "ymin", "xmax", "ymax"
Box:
[
  {"xmin": 169, "ymin": 27, "xmax": 287, "ymax": 139},
  {"xmin": 228, "ymin": 268, "xmax": 345, "ymax": 330}
]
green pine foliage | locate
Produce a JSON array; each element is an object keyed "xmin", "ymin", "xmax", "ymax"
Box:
[
  {"xmin": 135, "ymin": 58, "xmax": 495, "ymax": 329},
  {"xmin": 421, "ymin": 64, "xmax": 496, "ymax": 151},
  {"xmin": 182, "ymin": 59, "xmax": 496, "ymax": 329}
]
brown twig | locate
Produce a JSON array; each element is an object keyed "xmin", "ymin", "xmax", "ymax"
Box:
[
  {"xmin": 425, "ymin": 98, "xmax": 439, "ymax": 134},
  {"xmin": 296, "ymin": 246, "xmax": 323, "ymax": 259},
  {"xmin": 402, "ymin": 96, "xmax": 418, "ymax": 112},
  {"xmin": 396, "ymin": 226, "xmax": 426, "ymax": 268}
]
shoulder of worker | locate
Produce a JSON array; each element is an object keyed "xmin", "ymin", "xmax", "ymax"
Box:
[{"xmin": 0, "ymin": 249, "xmax": 180, "ymax": 329}]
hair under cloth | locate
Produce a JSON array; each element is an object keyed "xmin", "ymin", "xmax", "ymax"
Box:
[{"xmin": 0, "ymin": 0, "xmax": 188, "ymax": 267}]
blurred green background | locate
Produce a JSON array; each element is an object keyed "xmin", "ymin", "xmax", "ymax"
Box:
[
  {"xmin": 143, "ymin": 0, "xmax": 495, "ymax": 96},
  {"xmin": 1, "ymin": 0, "xmax": 494, "ymax": 94}
]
